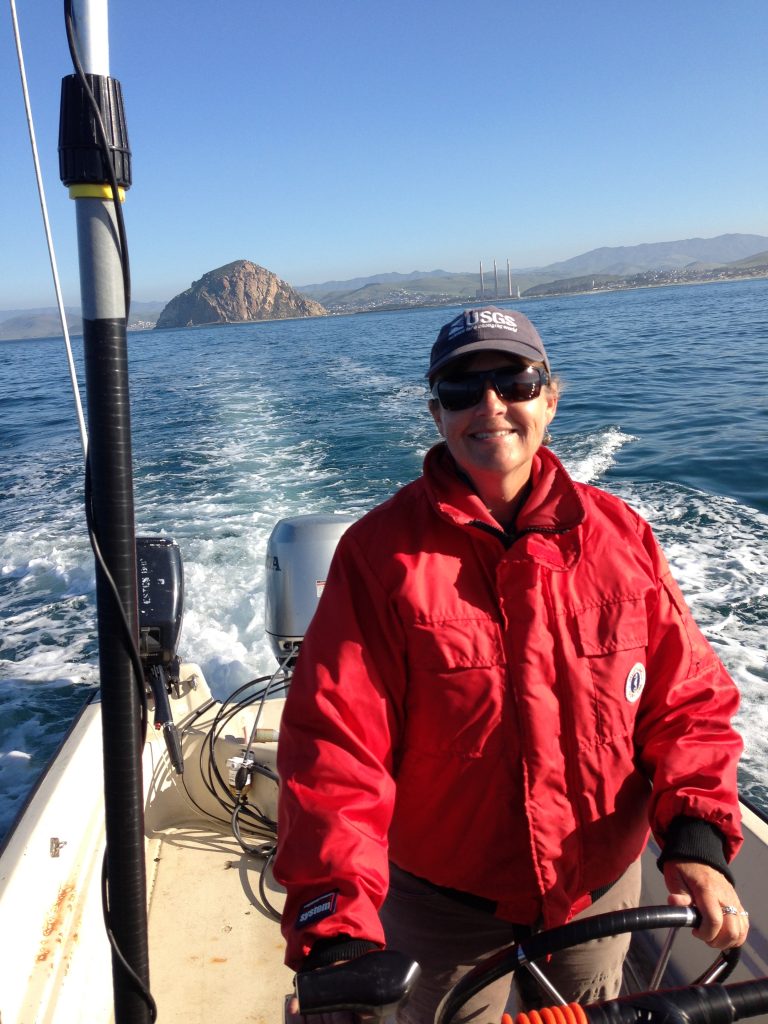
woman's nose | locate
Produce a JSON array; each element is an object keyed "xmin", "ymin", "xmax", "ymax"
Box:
[{"xmin": 476, "ymin": 380, "xmax": 506, "ymax": 411}]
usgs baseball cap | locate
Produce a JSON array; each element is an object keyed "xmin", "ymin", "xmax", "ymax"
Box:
[{"xmin": 427, "ymin": 307, "xmax": 550, "ymax": 381}]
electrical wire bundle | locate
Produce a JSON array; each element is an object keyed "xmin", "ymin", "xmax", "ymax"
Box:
[{"xmin": 177, "ymin": 659, "xmax": 293, "ymax": 921}]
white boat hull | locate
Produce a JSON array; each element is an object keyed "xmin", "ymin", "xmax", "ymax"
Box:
[{"xmin": 0, "ymin": 667, "xmax": 292, "ymax": 1024}]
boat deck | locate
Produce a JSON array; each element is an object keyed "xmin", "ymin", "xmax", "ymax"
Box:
[
  {"xmin": 147, "ymin": 825, "xmax": 291, "ymax": 1024},
  {"xmin": 141, "ymin": 674, "xmax": 292, "ymax": 1023}
]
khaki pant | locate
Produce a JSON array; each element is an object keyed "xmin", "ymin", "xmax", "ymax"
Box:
[{"xmin": 380, "ymin": 859, "xmax": 642, "ymax": 1024}]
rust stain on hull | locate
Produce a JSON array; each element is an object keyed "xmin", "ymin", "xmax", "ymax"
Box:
[{"xmin": 36, "ymin": 882, "xmax": 77, "ymax": 964}]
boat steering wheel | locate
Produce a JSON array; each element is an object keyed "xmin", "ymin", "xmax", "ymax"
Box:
[
  {"xmin": 294, "ymin": 905, "xmax": 763, "ymax": 1024},
  {"xmin": 435, "ymin": 905, "xmax": 742, "ymax": 1024}
]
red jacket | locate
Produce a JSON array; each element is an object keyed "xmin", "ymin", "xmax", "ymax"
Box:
[{"xmin": 275, "ymin": 444, "xmax": 743, "ymax": 969}]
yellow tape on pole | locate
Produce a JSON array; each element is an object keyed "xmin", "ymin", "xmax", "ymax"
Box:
[{"xmin": 68, "ymin": 184, "xmax": 126, "ymax": 200}]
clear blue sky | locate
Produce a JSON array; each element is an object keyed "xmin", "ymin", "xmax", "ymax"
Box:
[{"xmin": 2, "ymin": 1, "xmax": 767, "ymax": 310}]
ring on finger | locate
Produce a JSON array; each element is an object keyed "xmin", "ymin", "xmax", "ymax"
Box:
[{"xmin": 721, "ymin": 905, "xmax": 739, "ymax": 915}]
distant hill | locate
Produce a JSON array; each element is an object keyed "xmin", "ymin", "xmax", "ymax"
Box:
[
  {"xmin": 156, "ymin": 260, "xmax": 326, "ymax": 328},
  {"xmin": 727, "ymin": 249, "xmax": 768, "ymax": 269},
  {"xmin": 300, "ymin": 269, "xmax": 556, "ymax": 305},
  {"xmin": 301, "ymin": 270, "xmax": 560, "ymax": 311},
  {"xmin": 524, "ymin": 274, "xmax": 623, "ymax": 298},
  {"xmin": 0, "ymin": 301, "xmax": 163, "ymax": 341},
  {"xmin": 310, "ymin": 274, "xmax": 479, "ymax": 311},
  {"xmin": 539, "ymin": 233, "xmax": 768, "ymax": 278},
  {"xmin": 296, "ymin": 233, "xmax": 768, "ymax": 311},
  {"xmin": 299, "ymin": 269, "xmax": 459, "ymax": 296},
  {"xmin": 0, "ymin": 312, "xmax": 81, "ymax": 342}
]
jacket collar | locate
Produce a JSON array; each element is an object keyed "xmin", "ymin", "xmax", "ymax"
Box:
[{"xmin": 423, "ymin": 443, "xmax": 586, "ymax": 568}]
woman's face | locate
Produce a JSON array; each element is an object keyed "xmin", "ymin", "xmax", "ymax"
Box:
[{"xmin": 429, "ymin": 352, "xmax": 558, "ymax": 496}]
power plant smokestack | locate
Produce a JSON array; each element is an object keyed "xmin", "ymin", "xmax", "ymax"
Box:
[
  {"xmin": 493, "ymin": 259, "xmax": 498, "ymax": 298},
  {"xmin": 507, "ymin": 259, "xmax": 512, "ymax": 298},
  {"xmin": 479, "ymin": 260, "xmax": 485, "ymax": 298}
]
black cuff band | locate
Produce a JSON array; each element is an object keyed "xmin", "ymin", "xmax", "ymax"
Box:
[
  {"xmin": 303, "ymin": 934, "xmax": 381, "ymax": 970},
  {"xmin": 657, "ymin": 815, "xmax": 734, "ymax": 885}
]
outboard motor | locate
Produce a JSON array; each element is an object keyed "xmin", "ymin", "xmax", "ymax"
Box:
[
  {"xmin": 136, "ymin": 535, "xmax": 185, "ymax": 773},
  {"xmin": 265, "ymin": 514, "xmax": 356, "ymax": 666},
  {"xmin": 137, "ymin": 536, "xmax": 184, "ymax": 670}
]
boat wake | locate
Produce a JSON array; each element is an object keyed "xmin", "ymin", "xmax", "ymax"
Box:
[
  {"xmin": 552, "ymin": 427, "xmax": 767, "ymax": 807},
  {"xmin": 559, "ymin": 425, "xmax": 637, "ymax": 484}
]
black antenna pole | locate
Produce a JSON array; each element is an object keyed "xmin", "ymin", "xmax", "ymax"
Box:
[{"xmin": 59, "ymin": 2, "xmax": 151, "ymax": 1020}]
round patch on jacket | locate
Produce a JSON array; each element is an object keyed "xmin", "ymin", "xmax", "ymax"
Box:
[{"xmin": 625, "ymin": 663, "xmax": 646, "ymax": 703}]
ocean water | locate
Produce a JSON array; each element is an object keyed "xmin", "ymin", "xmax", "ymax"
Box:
[{"xmin": 1, "ymin": 280, "xmax": 767, "ymax": 841}]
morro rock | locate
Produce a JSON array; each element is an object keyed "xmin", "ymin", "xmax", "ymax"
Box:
[{"xmin": 155, "ymin": 260, "xmax": 327, "ymax": 328}]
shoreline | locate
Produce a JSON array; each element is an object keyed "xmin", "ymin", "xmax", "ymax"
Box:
[{"xmin": 2, "ymin": 271, "xmax": 767, "ymax": 343}]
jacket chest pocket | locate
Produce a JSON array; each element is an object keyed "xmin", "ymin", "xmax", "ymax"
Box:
[
  {"xmin": 572, "ymin": 598, "xmax": 649, "ymax": 746},
  {"xmin": 404, "ymin": 618, "xmax": 505, "ymax": 757}
]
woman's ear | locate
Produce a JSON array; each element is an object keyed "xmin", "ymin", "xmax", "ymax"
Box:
[
  {"xmin": 545, "ymin": 388, "xmax": 559, "ymax": 425},
  {"xmin": 428, "ymin": 398, "xmax": 444, "ymax": 436}
]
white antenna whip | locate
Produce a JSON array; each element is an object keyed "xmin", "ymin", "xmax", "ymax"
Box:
[{"xmin": 9, "ymin": 0, "xmax": 89, "ymax": 457}]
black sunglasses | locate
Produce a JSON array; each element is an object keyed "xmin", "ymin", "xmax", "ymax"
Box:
[{"xmin": 431, "ymin": 365, "xmax": 550, "ymax": 412}]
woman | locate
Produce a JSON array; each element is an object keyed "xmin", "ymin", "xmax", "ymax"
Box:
[{"xmin": 276, "ymin": 307, "xmax": 747, "ymax": 1022}]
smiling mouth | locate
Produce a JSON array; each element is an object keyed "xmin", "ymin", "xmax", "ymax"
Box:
[{"xmin": 471, "ymin": 429, "xmax": 515, "ymax": 440}]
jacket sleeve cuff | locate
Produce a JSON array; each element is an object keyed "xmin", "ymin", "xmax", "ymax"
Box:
[
  {"xmin": 303, "ymin": 934, "xmax": 382, "ymax": 970},
  {"xmin": 656, "ymin": 815, "xmax": 734, "ymax": 884}
]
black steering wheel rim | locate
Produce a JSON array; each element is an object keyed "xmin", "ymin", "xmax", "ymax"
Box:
[{"xmin": 435, "ymin": 905, "xmax": 742, "ymax": 1024}]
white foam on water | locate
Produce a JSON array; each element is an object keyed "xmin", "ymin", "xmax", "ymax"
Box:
[
  {"xmin": 0, "ymin": 752, "xmax": 37, "ymax": 825},
  {"xmin": 553, "ymin": 428, "xmax": 767, "ymax": 800},
  {"xmin": 559, "ymin": 426, "xmax": 638, "ymax": 484},
  {"xmin": 132, "ymin": 378, "xmax": 370, "ymax": 698},
  {"xmin": 1, "ymin": 516, "xmax": 97, "ymax": 685},
  {"xmin": 131, "ymin": 351, "xmax": 433, "ymax": 700},
  {"xmin": 0, "ymin": 675, "xmax": 97, "ymax": 834},
  {"xmin": 595, "ymin": 479, "xmax": 768, "ymax": 797}
]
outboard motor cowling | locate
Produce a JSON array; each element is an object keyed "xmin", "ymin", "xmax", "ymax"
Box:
[
  {"xmin": 265, "ymin": 514, "xmax": 356, "ymax": 664},
  {"xmin": 137, "ymin": 536, "xmax": 184, "ymax": 668},
  {"xmin": 136, "ymin": 535, "xmax": 185, "ymax": 774}
]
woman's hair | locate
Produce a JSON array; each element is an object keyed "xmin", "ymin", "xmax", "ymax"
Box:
[{"xmin": 547, "ymin": 372, "xmax": 563, "ymax": 399}]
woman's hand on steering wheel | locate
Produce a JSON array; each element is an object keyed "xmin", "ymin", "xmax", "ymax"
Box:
[{"xmin": 663, "ymin": 860, "xmax": 749, "ymax": 950}]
